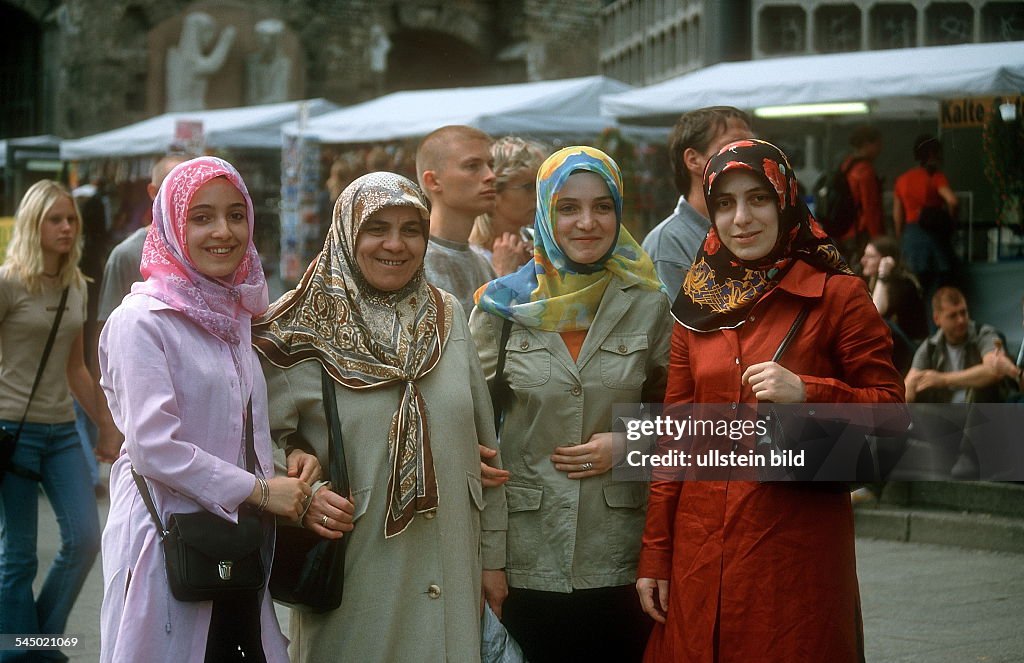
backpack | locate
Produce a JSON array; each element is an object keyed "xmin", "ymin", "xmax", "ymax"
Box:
[{"xmin": 813, "ymin": 157, "xmax": 864, "ymax": 238}]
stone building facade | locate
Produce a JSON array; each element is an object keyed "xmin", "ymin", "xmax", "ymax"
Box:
[{"xmin": 1, "ymin": 0, "xmax": 603, "ymax": 139}]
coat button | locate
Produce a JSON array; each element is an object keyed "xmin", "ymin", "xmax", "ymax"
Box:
[
  {"xmin": 730, "ymin": 402, "xmax": 737, "ymax": 410},
  {"xmin": 520, "ymin": 340, "xmax": 529, "ymax": 350},
  {"xmin": 424, "ymin": 511, "xmax": 435, "ymax": 520},
  {"xmin": 570, "ymin": 385, "xmax": 582, "ymax": 396},
  {"xmin": 427, "ymin": 584, "xmax": 441, "ymax": 599},
  {"xmin": 617, "ymin": 344, "xmax": 628, "ymax": 353},
  {"xmin": 735, "ymin": 357, "xmax": 740, "ymax": 365}
]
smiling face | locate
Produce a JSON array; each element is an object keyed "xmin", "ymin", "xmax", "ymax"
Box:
[
  {"xmin": 553, "ymin": 171, "xmax": 617, "ymax": 265},
  {"xmin": 39, "ymin": 195, "xmax": 79, "ymax": 259},
  {"xmin": 711, "ymin": 170, "xmax": 780, "ymax": 262},
  {"xmin": 184, "ymin": 177, "xmax": 250, "ymax": 280},
  {"xmin": 355, "ymin": 205, "xmax": 427, "ymax": 292}
]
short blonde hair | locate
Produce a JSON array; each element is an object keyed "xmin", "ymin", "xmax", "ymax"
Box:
[
  {"xmin": 469, "ymin": 136, "xmax": 547, "ymax": 248},
  {"xmin": 5, "ymin": 180, "xmax": 86, "ymax": 293},
  {"xmin": 415, "ymin": 125, "xmax": 492, "ymax": 196}
]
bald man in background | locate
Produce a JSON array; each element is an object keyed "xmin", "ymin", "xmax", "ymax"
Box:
[{"xmin": 97, "ymin": 154, "xmax": 189, "ymax": 326}]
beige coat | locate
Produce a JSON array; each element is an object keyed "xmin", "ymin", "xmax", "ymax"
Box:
[
  {"xmin": 261, "ymin": 302, "xmax": 506, "ymax": 663},
  {"xmin": 469, "ymin": 277, "xmax": 671, "ymax": 592}
]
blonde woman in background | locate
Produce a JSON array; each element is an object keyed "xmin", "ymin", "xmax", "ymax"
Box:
[
  {"xmin": 1, "ymin": 180, "xmax": 119, "ymax": 660},
  {"xmin": 469, "ymin": 136, "xmax": 547, "ymax": 276}
]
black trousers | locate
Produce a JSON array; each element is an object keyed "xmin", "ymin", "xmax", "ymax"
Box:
[
  {"xmin": 501, "ymin": 584, "xmax": 652, "ymax": 663},
  {"xmin": 204, "ymin": 591, "xmax": 266, "ymax": 663}
]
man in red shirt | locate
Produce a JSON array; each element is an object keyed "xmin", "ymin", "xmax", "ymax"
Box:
[{"xmin": 839, "ymin": 125, "xmax": 884, "ymax": 261}]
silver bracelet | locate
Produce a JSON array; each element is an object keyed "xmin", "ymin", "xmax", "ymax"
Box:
[{"xmin": 256, "ymin": 476, "xmax": 270, "ymax": 513}]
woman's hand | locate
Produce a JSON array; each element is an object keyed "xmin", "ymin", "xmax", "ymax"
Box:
[
  {"xmin": 95, "ymin": 424, "xmax": 123, "ymax": 463},
  {"xmin": 256, "ymin": 477, "xmax": 311, "ymax": 521},
  {"xmin": 742, "ymin": 362, "xmax": 806, "ymax": 403},
  {"xmin": 877, "ymin": 256, "xmax": 895, "ymax": 280},
  {"xmin": 636, "ymin": 577, "xmax": 669, "ymax": 624},
  {"xmin": 479, "ymin": 444, "xmax": 510, "ymax": 488},
  {"xmin": 491, "ymin": 232, "xmax": 532, "ymax": 277},
  {"xmin": 481, "ymin": 569, "xmax": 509, "ymax": 619},
  {"xmin": 551, "ymin": 432, "xmax": 624, "ymax": 479},
  {"xmin": 286, "ymin": 449, "xmax": 322, "ymax": 484},
  {"xmin": 302, "ymin": 487, "xmax": 355, "ymax": 540}
]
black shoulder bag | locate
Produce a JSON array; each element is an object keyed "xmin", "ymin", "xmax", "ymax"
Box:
[
  {"xmin": 755, "ymin": 303, "xmax": 817, "ymax": 482},
  {"xmin": 269, "ymin": 365, "xmax": 350, "ymax": 613},
  {"xmin": 132, "ymin": 400, "xmax": 265, "ymax": 601},
  {"xmin": 1, "ymin": 287, "xmax": 69, "ymax": 485}
]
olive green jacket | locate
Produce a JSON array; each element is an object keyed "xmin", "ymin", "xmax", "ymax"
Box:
[
  {"xmin": 469, "ymin": 277, "xmax": 671, "ymax": 592},
  {"xmin": 261, "ymin": 297, "xmax": 506, "ymax": 663}
]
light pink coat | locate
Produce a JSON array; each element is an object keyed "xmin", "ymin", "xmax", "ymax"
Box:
[{"xmin": 98, "ymin": 293, "xmax": 288, "ymax": 662}]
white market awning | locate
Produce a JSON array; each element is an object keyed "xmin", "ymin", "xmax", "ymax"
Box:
[
  {"xmin": 601, "ymin": 41, "xmax": 1024, "ymax": 122},
  {"xmin": 284, "ymin": 76, "xmax": 635, "ymax": 143},
  {"xmin": 60, "ymin": 99, "xmax": 339, "ymax": 160}
]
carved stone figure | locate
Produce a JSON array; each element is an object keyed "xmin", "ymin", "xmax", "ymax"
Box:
[
  {"xmin": 165, "ymin": 12, "xmax": 236, "ymax": 112},
  {"xmin": 246, "ymin": 19, "xmax": 291, "ymax": 106},
  {"xmin": 368, "ymin": 23, "xmax": 391, "ymax": 74}
]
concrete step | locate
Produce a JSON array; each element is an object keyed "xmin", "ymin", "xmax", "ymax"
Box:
[
  {"xmin": 879, "ymin": 481, "xmax": 1024, "ymax": 519},
  {"xmin": 854, "ymin": 504, "xmax": 1024, "ymax": 554}
]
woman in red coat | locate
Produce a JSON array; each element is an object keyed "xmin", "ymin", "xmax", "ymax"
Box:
[{"xmin": 636, "ymin": 139, "xmax": 904, "ymax": 663}]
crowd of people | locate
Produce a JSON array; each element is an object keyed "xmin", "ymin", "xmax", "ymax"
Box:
[{"xmin": 1, "ymin": 103, "xmax": 1022, "ymax": 663}]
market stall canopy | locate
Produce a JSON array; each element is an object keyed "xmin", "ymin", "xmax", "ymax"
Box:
[
  {"xmin": 601, "ymin": 41, "xmax": 1024, "ymax": 123},
  {"xmin": 60, "ymin": 99, "xmax": 339, "ymax": 160},
  {"xmin": 1, "ymin": 135, "xmax": 62, "ymax": 169},
  {"xmin": 284, "ymin": 76, "xmax": 635, "ymax": 143}
]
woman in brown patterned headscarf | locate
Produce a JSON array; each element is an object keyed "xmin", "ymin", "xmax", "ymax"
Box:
[{"xmin": 253, "ymin": 171, "xmax": 507, "ymax": 663}]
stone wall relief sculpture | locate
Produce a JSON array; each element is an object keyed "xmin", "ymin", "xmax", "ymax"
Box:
[
  {"xmin": 246, "ymin": 18, "xmax": 291, "ymax": 105},
  {"xmin": 165, "ymin": 11, "xmax": 236, "ymax": 112}
]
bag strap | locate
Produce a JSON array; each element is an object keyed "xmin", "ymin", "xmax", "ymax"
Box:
[
  {"xmin": 489, "ymin": 318, "xmax": 514, "ymax": 435},
  {"xmin": 132, "ymin": 397, "xmax": 255, "ymax": 538},
  {"xmin": 15, "ymin": 286, "xmax": 69, "ymax": 439},
  {"xmin": 321, "ymin": 366, "xmax": 349, "ymax": 495},
  {"xmin": 6, "ymin": 287, "xmax": 69, "ymax": 482},
  {"xmin": 243, "ymin": 398, "xmax": 256, "ymax": 474},
  {"xmin": 131, "ymin": 466, "xmax": 168, "ymax": 538},
  {"xmin": 772, "ymin": 302, "xmax": 812, "ymax": 364}
]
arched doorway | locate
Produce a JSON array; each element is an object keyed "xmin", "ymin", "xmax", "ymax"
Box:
[
  {"xmin": 0, "ymin": 3, "xmax": 42, "ymax": 136},
  {"xmin": 385, "ymin": 29, "xmax": 487, "ymax": 91}
]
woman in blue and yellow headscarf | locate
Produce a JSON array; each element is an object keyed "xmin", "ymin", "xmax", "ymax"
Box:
[{"xmin": 470, "ymin": 146, "xmax": 672, "ymax": 663}]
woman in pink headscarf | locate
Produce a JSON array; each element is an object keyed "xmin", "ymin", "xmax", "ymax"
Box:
[{"xmin": 98, "ymin": 157, "xmax": 319, "ymax": 662}]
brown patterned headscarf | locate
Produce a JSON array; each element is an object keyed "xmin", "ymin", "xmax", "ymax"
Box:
[
  {"xmin": 253, "ymin": 172, "xmax": 452, "ymax": 538},
  {"xmin": 672, "ymin": 139, "xmax": 852, "ymax": 332}
]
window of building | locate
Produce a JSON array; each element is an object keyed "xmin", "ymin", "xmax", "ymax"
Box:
[
  {"xmin": 982, "ymin": 1, "xmax": 1024, "ymax": 41},
  {"xmin": 925, "ymin": 2, "xmax": 974, "ymax": 45},
  {"xmin": 759, "ymin": 6, "xmax": 807, "ymax": 54},
  {"xmin": 814, "ymin": 4, "xmax": 862, "ymax": 53},
  {"xmin": 870, "ymin": 4, "xmax": 917, "ymax": 49}
]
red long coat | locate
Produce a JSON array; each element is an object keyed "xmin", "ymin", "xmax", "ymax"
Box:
[{"xmin": 640, "ymin": 260, "xmax": 904, "ymax": 663}]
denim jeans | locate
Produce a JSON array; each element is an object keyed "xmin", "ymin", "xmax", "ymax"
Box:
[
  {"xmin": 0, "ymin": 421, "xmax": 101, "ymax": 662},
  {"xmin": 72, "ymin": 401, "xmax": 99, "ymax": 489}
]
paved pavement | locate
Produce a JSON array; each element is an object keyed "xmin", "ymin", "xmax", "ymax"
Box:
[{"xmin": 18, "ymin": 492, "xmax": 1024, "ymax": 662}]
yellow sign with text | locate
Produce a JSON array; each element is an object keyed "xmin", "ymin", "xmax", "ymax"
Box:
[{"xmin": 941, "ymin": 95, "xmax": 1023, "ymax": 129}]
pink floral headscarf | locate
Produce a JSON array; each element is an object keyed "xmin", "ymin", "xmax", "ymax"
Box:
[{"xmin": 134, "ymin": 157, "xmax": 268, "ymax": 392}]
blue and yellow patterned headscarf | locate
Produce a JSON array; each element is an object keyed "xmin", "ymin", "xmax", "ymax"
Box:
[{"xmin": 474, "ymin": 146, "xmax": 665, "ymax": 331}]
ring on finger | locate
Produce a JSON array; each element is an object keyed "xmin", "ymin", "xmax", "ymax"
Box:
[
  {"xmin": 582, "ymin": 461, "xmax": 594, "ymax": 471},
  {"xmin": 321, "ymin": 514, "xmax": 329, "ymax": 528}
]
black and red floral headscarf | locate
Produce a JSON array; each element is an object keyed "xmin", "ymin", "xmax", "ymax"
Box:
[{"xmin": 672, "ymin": 138, "xmax": 851, "ymax": 332}]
